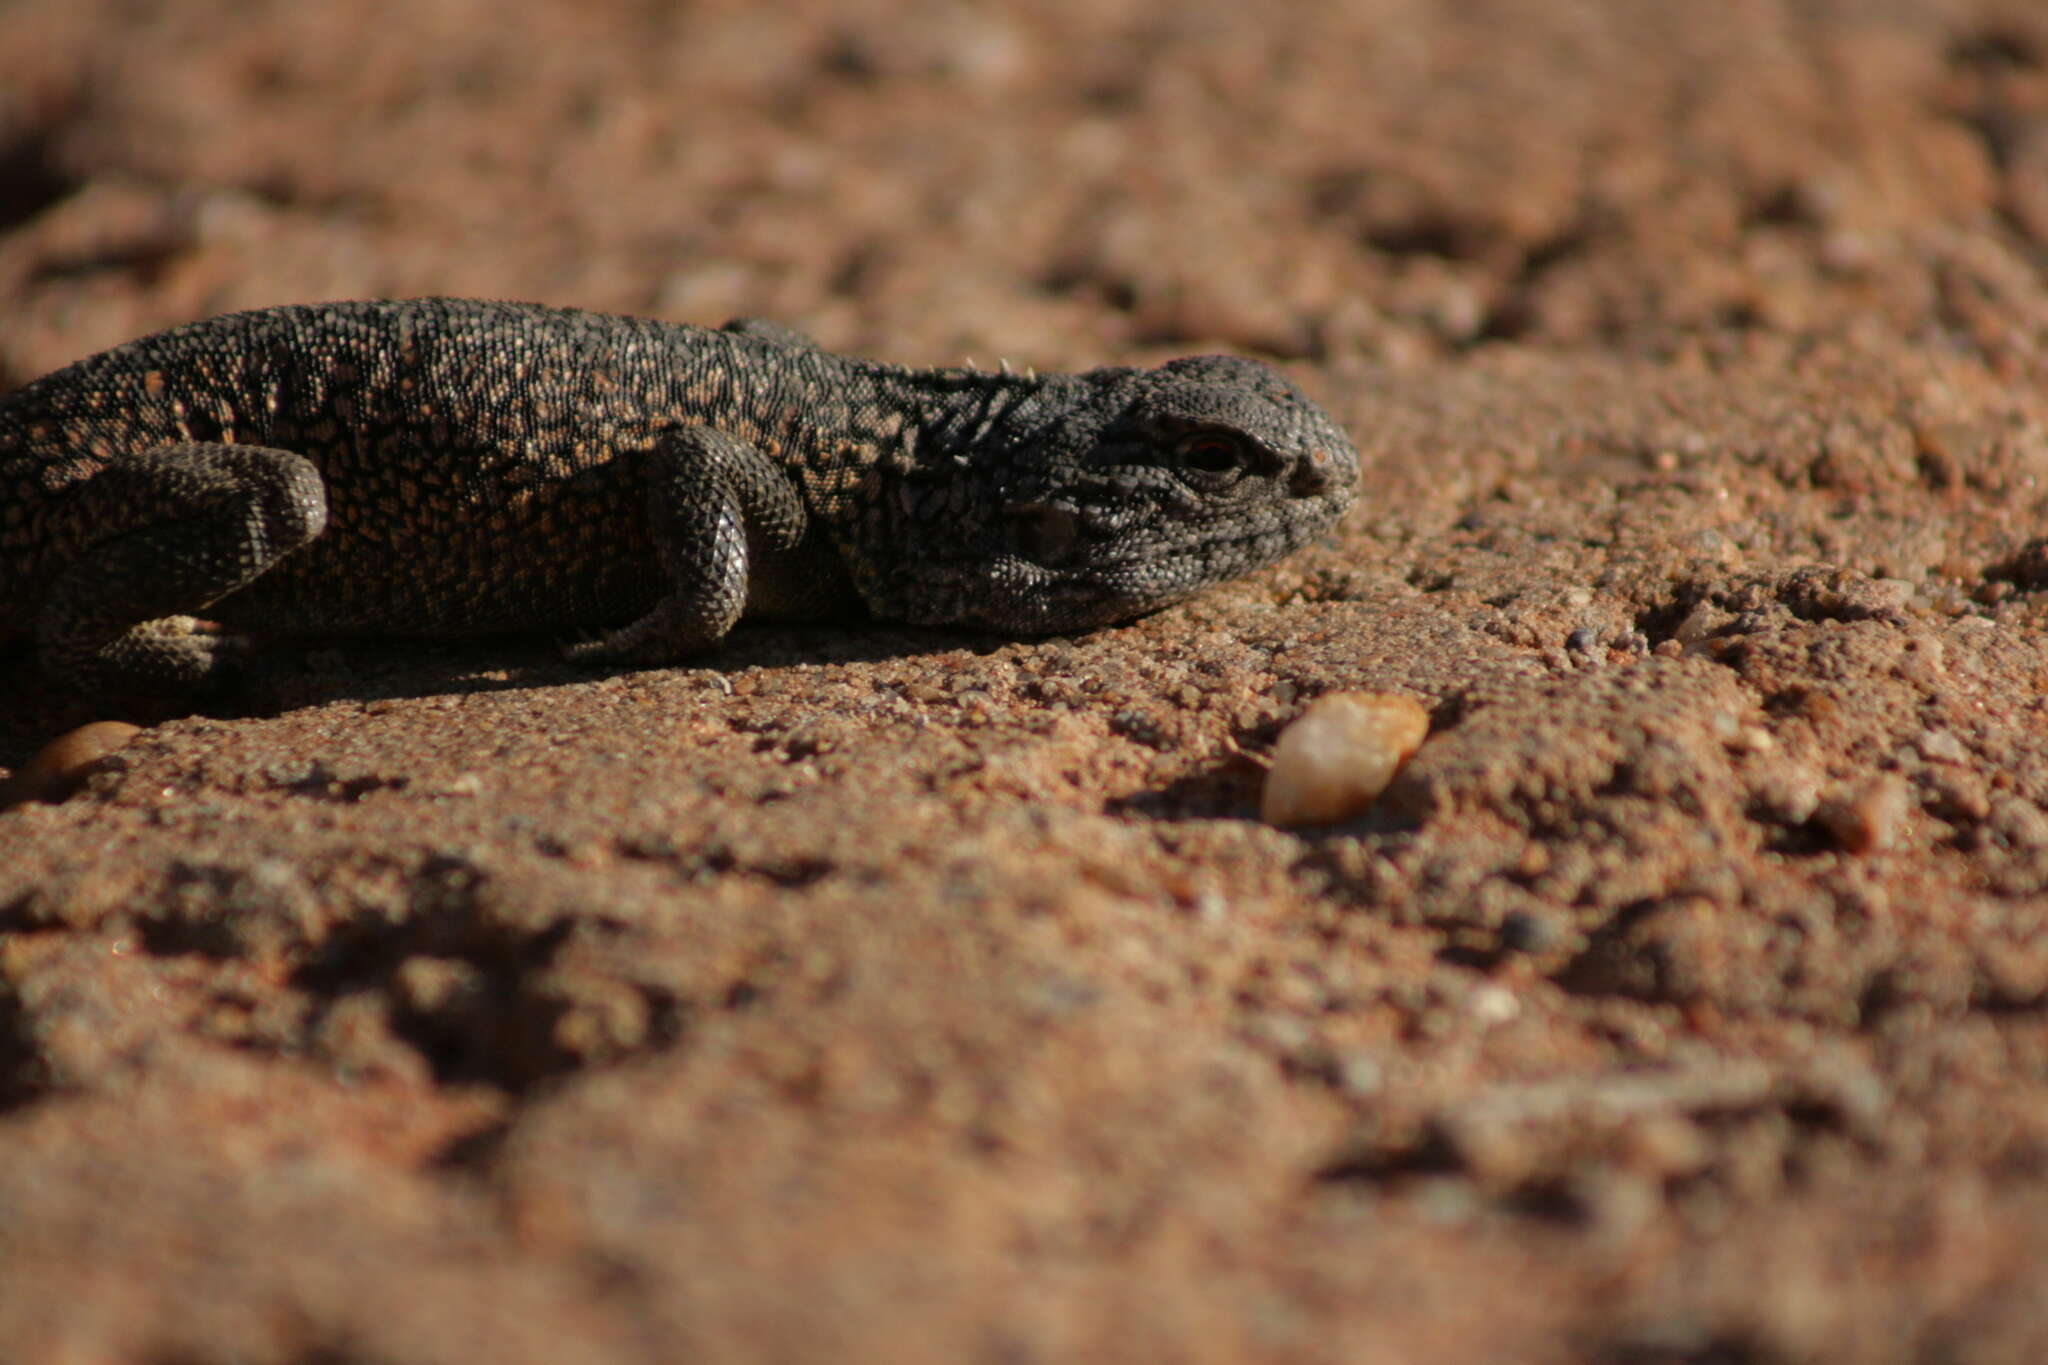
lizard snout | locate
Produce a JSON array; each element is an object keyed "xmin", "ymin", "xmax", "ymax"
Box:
[{"xmin": 1288, "ymin": 448, "xmax": 1342, "ymax": 498}]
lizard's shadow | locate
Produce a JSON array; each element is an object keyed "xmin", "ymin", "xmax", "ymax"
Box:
[{"xmin": 0, "ymin": 624, "xmax": 1002, "ymax": 769}]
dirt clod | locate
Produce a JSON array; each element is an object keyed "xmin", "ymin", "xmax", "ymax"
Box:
[{"xmin": 0, "ymin": 720, "xmax": 141, "ymax": 807}]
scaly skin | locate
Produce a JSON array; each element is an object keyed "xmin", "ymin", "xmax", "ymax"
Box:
[{"xmin": 0, "ymin": 298, "xmax": 1359, "ymax": 694}]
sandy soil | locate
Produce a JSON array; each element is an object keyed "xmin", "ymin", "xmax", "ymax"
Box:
[{"xmin": 3, "ymin": 1, "xmax": 2047, "ymax": 1360}]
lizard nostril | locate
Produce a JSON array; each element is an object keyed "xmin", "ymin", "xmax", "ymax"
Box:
[
  {"xmin": 1289, "ymin": 450, "xmax": 1333, "ymax": 497},
  {"xmin": 1009, "ymin": 502, "xmax": 1080, "ymax": 561}
]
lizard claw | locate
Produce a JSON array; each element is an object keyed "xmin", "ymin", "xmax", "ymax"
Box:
[{"xmin": 558, "ymin": 629, "xmax": 608, "ymax": 664}]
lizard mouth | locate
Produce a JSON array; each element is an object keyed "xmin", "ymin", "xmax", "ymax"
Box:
[
  {"xmin": 967, "ymin": 519, "xmax": 1323, "ymax": 632},
  {"xmin": 967, "ymin": 467, "xmax": 1355, "ymax": 631},
  {"xmin": 1004, "ymin": 493, "xmax": 1339, "ymax": 573}
]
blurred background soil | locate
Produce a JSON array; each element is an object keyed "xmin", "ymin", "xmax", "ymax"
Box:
[{"xmin": 3, "ymin": 1, "xmax": 2048, "ymax": 1360}]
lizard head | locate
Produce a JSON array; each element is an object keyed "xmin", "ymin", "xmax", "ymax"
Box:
[{"xmin": 859, "ymin": 354, "xmax": 1359, "ymax": 634}]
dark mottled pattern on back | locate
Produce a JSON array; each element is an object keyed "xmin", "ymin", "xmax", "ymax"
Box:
[{"xmin": 0, "ymin": 298, "xmax": 1359, "ymax": 693}]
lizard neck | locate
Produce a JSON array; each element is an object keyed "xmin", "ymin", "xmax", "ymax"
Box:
[
  {"xmin": 854, "ymin": 363, "xmax": 1073, "ymax": 469},
  {"xmin": 664, "ymin": 340, "xmax": 1066, "ymax": 475},
  {"xmin": 778, "ymin": 360, "xmax": 1080, "ymax": 623}
]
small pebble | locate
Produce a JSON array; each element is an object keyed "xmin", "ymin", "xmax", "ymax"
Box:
[
  {"xmin": 1498, "ymin": 910, "xmax": 1561, "ymax": 954},
  {"xmin": 1726, "ymin": 725, "xmax": 1774, "ymax": 754},
  {"xmin": 1815, "ymin": 773, "xmax": 1911, "ymax": 854},
  {"xmin": 1336, "ymin": 1052, "xmax": 1385, "ymax": 1097},
  {"xmin": 1913, "ymin": 729, "xmax": 1968, "ymax": 765},
  {"xmin": 0, "ymin": 721, "xmax": 143, "ymax": 808},
  {"xmin": 1467, "ymin": 983, "xmax": 1521, "ymax": 1024},
  {"xmin": 1261, "ymin": 691, "xmax": 1430, "ymax": 827}
]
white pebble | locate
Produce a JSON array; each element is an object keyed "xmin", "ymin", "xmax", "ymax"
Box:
[
  {"xmin": 1261, "ymin": 691, "xmax": 1430, "ymax": 827},
  {"xmin": 1468, "ymin": 983, "xmax": 1521, "ymax": 1024}
]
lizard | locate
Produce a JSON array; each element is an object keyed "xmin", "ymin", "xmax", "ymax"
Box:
[{"xmin": 0, "ymin": 297, "xmax": 1359, "ymax": 695}]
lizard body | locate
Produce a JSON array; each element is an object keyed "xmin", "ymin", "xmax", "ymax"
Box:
[{"xmin": 0, "ymin": 298, "xmax": 1358, "ymax": 693}]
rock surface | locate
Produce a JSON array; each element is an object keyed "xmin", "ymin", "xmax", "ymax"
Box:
[{"xmin": 3, "ymin": 1, "xmax": 2047, "ymax": 1360}]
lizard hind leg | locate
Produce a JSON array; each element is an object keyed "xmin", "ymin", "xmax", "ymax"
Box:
[{"xmin": 35, "ymin": 442, "xmax": 328, "ymax": 694}]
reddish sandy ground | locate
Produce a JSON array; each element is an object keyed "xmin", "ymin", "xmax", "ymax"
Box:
[{"xmin": 3, "ymin": 1, "xmax": 2047, "ymax": 1360}]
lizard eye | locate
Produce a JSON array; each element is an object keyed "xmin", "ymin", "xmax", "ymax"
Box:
[{"xmin": 1174, "ymin": 432, "xmax": 1248, "ymax": 485}]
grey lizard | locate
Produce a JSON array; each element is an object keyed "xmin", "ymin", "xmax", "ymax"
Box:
[{"xmin": 0, "ymin": 298, "xmax": 1358, "ymax": 694}]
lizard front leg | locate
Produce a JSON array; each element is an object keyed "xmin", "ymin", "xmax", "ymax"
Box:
[
  {"xmin": 562, "ymin": 425, "xmax": 806, "ymax": 667},
  {"xmin": 35, "ymin": 443, "xmax": 328, "ymax": 693}
]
